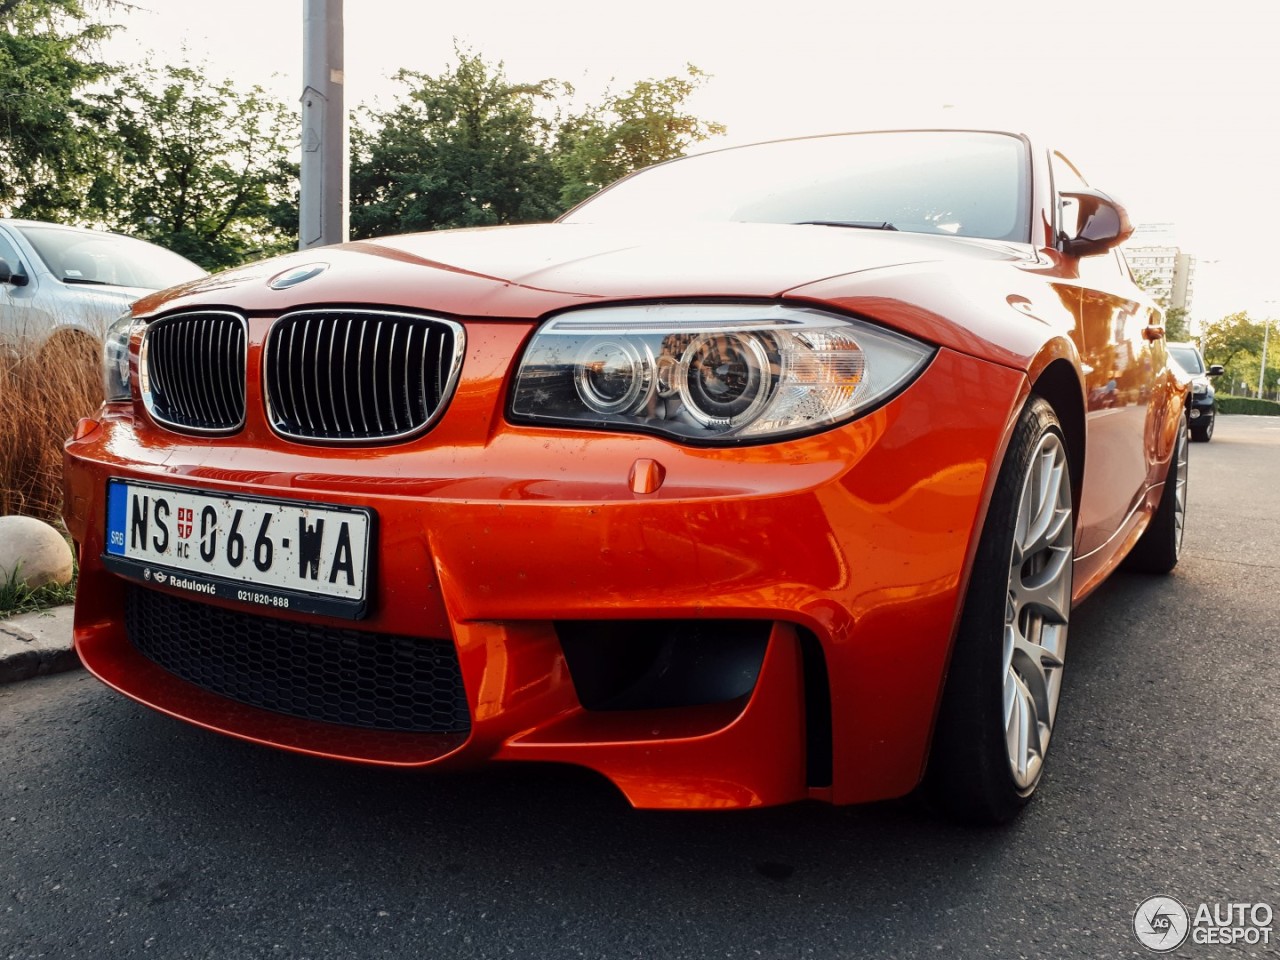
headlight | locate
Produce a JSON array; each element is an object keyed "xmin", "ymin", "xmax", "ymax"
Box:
[
  {"xmin": 102, "ymin": 314, "xmax": 142, "ymax": 402},
  {"xmin": 1192, "ymin": 381, "xmax": 1208, "ymax": 396},
  {"xmin": 509, "ymin": 303, "xmax": 934, "ymax": 443}
]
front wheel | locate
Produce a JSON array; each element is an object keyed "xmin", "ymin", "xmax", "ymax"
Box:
[
  {"xmin": 1190, "ymin": 409, "xmax": 1213, "ymax": 443},
  {"xmin": 926, "ymin": 397, "xmax": 1074, "ymax": 824}
]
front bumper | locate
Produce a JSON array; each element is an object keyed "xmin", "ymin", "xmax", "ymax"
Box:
[
  {"xmin": 1188, "ymin": 392, "xmax": 1215, "ymax": 420},
  {"xmin": 64, "ymin": 331, "xmax": 1025, "ymax": 809}
]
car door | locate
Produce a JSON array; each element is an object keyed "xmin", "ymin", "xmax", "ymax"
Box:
[
  {"xmin": 0, "ymin": 224, "xmax": 41, "ymax": 344},
  {"xmin": 1052, "ymin": 154, "xmax": 1165, "ymax": 560}
]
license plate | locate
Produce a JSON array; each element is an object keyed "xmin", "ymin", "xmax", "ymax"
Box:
[{"xmin": 103, "ymin": 480, "xmax": 374, "ymax": 619}]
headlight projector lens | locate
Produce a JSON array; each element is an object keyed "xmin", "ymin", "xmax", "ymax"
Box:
[
  {"xmin": 679, "ymin": 332, "xmax": 772, "ymax": 426},
  {"xmin": 574, "ymin": 337, "xmax": 653, "ymax": 414}
]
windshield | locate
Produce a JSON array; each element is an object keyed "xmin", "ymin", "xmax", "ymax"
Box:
[
  {"xmin": 564, "ymin": 131, "xmax": 1031, "ymax": 243},
  {"xmin": 17, "ymin": 225, "xmax": 206, "ymax": 289},
  {"xmin": 1168, "ymin": 345, "xmax": 1205, "ymax": 375}
]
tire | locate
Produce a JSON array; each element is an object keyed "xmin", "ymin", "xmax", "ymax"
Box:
[
  {"xmin": 1124, "ymin": 413, "xmax": 1188, "ymax": 574},
  {"xmin": 926, "ymin": 396, "xmax": 1074, "ymax": 824},
  {"xmin": 1190, "ymin": 409, "xmax": 1213, "ymax": 443}
]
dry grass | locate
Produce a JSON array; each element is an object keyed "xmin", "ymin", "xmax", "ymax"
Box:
[{"xmin": 0, "ymin": 330, "xmax": 103, "ymax": 522}]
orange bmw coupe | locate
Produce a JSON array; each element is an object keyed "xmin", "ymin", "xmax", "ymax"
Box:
[{"xmin": 64, "ymin": 130, "xmax": 1188, "ymax": 823}]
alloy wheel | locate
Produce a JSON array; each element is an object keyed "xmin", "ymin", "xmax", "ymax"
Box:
[{"xmin": 1002, "ymin": 432, "xmax": 1073, "ymax": 791}]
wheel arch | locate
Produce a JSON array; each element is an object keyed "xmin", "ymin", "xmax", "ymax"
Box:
[{"xmin": 1029, "ymin": 356, "xmax": 1086, "ymax": 521}]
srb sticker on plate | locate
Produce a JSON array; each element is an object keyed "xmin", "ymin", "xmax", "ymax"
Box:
[{"xmin": 104, "ymin": 480, "xmax": 373, "ymax": 618}]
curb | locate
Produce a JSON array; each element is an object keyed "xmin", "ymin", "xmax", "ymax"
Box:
[{"xmin": 0, "ymin": 604, "xmax": 80, "ymax": 684}]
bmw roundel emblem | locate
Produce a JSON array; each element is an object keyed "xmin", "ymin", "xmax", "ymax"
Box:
[{"xmin": 268, "ymin": 263, "xmax": 328, "ymax": 290}]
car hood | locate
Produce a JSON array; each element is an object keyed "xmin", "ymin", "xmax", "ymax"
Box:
[
  {"xmin": 65, "ymin": 282, "xmax": 155, "ymax": 306},
  {"xmin": 137, "ymin": 222, "xmax": 1027, "ymax": 320}
]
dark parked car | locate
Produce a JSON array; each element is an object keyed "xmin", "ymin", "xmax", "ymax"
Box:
[{"xmin": 1167, "ymin": 341, "xmax": 1223, "ymax": 441}]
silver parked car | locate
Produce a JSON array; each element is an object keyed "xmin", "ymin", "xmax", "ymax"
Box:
[{"xmin": 0, "ymin": 219, "xmax": 206, "ymax": 353}]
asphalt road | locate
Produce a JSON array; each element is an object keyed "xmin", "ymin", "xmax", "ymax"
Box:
[{"xmin": 3, "ymin": 416, "xmax": 1278, "ymax": 960}]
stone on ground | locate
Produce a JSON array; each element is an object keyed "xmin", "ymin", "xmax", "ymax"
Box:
[{"xmin": 0, "ymin": 515, "xmax": 73, "ymax": 589}]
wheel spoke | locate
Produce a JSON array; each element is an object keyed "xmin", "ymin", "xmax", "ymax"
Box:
[
  {"xmin": 1011, "ymin": 544, "xmax": 1072, "ymax": 623},
  {"xmin": 1015, "ymin": 454, "xmax": 1069, "ymax": 563},
  {"xmin": 1005, "ymin": 669, "xmax": 1044, "ymax": 782}
]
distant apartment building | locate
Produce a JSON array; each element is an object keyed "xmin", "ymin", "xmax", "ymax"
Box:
[{"xmin": 1122, "ymin": 223, "xmax": 1195, "ymax": 313}]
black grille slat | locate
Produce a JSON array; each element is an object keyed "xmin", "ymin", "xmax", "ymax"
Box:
[
  {"xmin": 355, "ymin": 317, "xmax": 371, "ymax": 435},
  {"xmin": 209, "ymin": 319, "xmax": 227, "ymax": 423},
  {"xmin": 265, "ymin": 310, "xmax": 461, "ymax": 443},
  {"xmin": 370, "ymin": 319, "xmax": 387, "ymax": 434},
  {"xmin": 194, "ymin": 318, "xmax": 214, "ymax": 422},
  {"xmin": 125, "ymin": 586, "xmax": 471, "ymax": 734},
  {"xmin": 337, "ymin": 316, "xmax": 356, "ymax": 435},
  {"xmin": 142, "ymin": 311, "xmax": 246, "ymax": 433},
  {"xmin": 402, "ymin": 324, "xmax": 416, "ymax": 431}
]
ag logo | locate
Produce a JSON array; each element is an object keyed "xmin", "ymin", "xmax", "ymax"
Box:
[{"xmin": 1134, "ymin": 896, "xmax": 1190, "ymax": 952}]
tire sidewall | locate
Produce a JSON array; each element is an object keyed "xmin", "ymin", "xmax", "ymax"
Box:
[{"xmin": 927, "ymin": 396, "xmax": 1072, "ymax": 821}]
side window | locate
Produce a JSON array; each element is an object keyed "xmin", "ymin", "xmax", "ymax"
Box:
[{"xmin": 0, "ymin": 230, "xmax": 26, "ymax": 278}]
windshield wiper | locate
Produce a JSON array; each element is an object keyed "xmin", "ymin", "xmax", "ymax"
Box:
[
  {"xmin": 61, "ymin": 277, "xmax": 113, "ymax": 286},
  {"xmin": 794, "ymin": 220, "xmax": 898, "ymax": 231}
]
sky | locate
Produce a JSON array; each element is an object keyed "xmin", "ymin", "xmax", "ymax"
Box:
[{"xmin": 101, "ymin": 0, "xmax": 1280, "ymax": 323}]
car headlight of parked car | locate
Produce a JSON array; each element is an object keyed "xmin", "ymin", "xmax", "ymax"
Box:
[
  {"xmin": 102, "ymin": 314, "xmax": 142, "ymax": 402},
  {"xmin": 1192, "ymin": 381, "xmax": 1209, "ymax": 396},
  {"xmin": 510, "ymin": 303, "xmax": 934, "ymax": 443}
]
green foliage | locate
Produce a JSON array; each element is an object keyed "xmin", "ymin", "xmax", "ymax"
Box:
[
  {"xmin": 0, "ymin": 0, "xmax": 119, "ymax": 217},
  {"xmin": 99, "ymin": 63, "xmax": 298, "ymax": 269},
  {"xmin": 4, "ymin": 9, "xmax": 723, "ymax": 263},
  {"xmin": 1200, "ymin": 311, "xmax": 1280, "ymax": 399},
  {"xmin": 2, "ymin": 5, "xmax": 297, "ymax": 271},
  {"xmin": 1163, "ymin": 306, "xmax": 1190, "ymax": 342},
  {"xmin": 349, "ymin": 51, "xmax": 566, "ymax": 239},
  {"xmin": 1216, "ymin": 396, "xmax": 1280, "ymax": 416},
  {"xmin": 349, "ymin": 51, "xmax": 724, "ymax": 238},
  {"xmin": 1202, "ymin": 311, "xmax": 1262, "ymax": 366},
  {"xmin": 0, "ymin": 561, "xmax": 76, "ymax": 617},
  {"xmin": 556, "ymin": 65, "xmax": 726, "ymax": 209}
]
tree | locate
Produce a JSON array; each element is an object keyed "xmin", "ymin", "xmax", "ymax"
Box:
[
  {"xmin": 1201, "ymin": 312, "xmax": 1261, "ymax": 367},
  {"xmin": 349, "ymin": 50, "xmax": 566, "ymax": 239},
  {"xmin": 348, "ymin": 51, "xmax": 725, "ymax": 238},
  {"xmin": 1163, "ymin": 306, "xmax": 1190, "ymax": 342},
  {"xmin": 0, "ymin": 0, "xmax": 119, "ymax": 218},
  {"xmin": 556, "ymin": 66, "xmax": 726, "ymax": 208},
  {"xmin": 101, "ymin": 63, "xmax": 298, "ymax": 269},
  {"xmin": 1199, "ymin": 311, "xmax": 1280, "ymax": 397}
]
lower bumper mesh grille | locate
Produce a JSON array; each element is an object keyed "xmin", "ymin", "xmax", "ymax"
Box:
[{"xmin": 125, "ymin": 586, "xmax": 470, "ymax": 734}]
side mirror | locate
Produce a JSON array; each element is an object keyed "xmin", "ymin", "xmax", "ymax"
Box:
[
  {"xmin": 0, "ymin": 256, "xmax": 28, "ymax": 287},
  {"xmin": 1208, "ymin": 364, "xmax": 1225, "ymax": 377},
  {"xmin": 1061, "ymin": 188, "xmax": 1134, "ymax": 258}
]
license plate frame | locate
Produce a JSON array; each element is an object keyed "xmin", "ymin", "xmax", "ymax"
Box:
[{"xmin": 102, "ymin": 479, "xmax": 376, "ymax": 620}]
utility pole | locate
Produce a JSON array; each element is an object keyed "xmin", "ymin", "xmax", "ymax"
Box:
[
  {"xmin": 299, "ymin": 0, "xmax": 348, "ymax": 250},
  {"xmin": 1259, "ymin": 318, "xmax": 1271, "ymax": 399}
]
